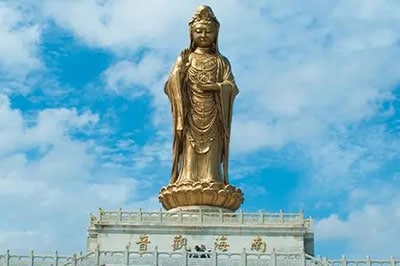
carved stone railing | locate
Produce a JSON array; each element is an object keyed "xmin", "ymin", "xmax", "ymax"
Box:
[
  {"xmin": 328, "ymin": 255, "xmax": 400, "ymax": 266},
  {"xmin": 0, "ymin": 247, "xmax": 305, "ymax": 266},
  {"xmin": 90, "ymin": 208, "xmax": 312, "ymax": 228},
  {"xmin": 0, "ymin": 250, "xmax": 72, "ymax": 266},
  {"xmin": 1, "ymin": 248, "xmax": 399, "ymax": 266},
  {"xmin": 0, "ymin": 247, "xmax": 400, "ymax": 266},
  {"xmin": 305, "ymin": 254, "xmax": 400, "ymax": 266}
]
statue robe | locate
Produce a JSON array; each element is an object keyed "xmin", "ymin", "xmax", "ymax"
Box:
[{"xmin": 165, "ymin": 50, "xmax": 238, "ymax": 185}]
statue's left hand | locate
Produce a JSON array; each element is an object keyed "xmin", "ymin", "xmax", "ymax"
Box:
[{"xmin": 197, "ymin": 83, "xmax": 221, "ymax": 92}]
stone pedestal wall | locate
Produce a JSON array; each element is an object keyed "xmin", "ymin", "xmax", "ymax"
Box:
[{"xmin": 87, "ymin": 209, "xmax": 314, "ymax": 256}]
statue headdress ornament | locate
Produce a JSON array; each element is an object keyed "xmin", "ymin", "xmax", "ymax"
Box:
[{"xmin": 189, "ymin": 5, "xmax": 220, "ymax": 29}]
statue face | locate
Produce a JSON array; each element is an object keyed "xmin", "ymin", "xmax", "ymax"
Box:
[{"xmin": 192, "ymin": 24, "xmax": 217, "ymax": 49}]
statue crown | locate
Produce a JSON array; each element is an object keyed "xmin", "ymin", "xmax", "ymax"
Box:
[{"xmin": 189, "ymin": 5, "xmax": 219, "ymax": 28}]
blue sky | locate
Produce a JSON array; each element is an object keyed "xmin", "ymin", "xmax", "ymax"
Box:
[{"xmin": 0, "ymin": 0, "xmax": 400, "ymax": 259}]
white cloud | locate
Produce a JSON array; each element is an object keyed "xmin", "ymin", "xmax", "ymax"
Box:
[
  {"xmin": 42, "ymin": 0, "xmax": 200, "ymax": 52},
  {"xmin": 314, "ymin": 176, "xmax": 400, "ymax": 257},
  {"xmin": 316, "ymin": 198, "xmax": 400, "ymax": 257},
  {"xmin": 132, "ymin": 138, "xmax": 171, "ymax": 170},
  {"xmin": 0, "ymin": 3, "xmax": 41, "ymax": 93},
  {"xmin": 0, "ymin": 95, "xmax": 25, "ymax": 153},
  {"xmin": 232, "ymin": 120, "xmax": 285, "ymax": 152},
  {"xmin": 30, "ymin": 108, "xmax": 99, "ymax": 143},
  {"xmin": 89, "ymin": 178, "xmax": 137, "ymax": 206},
  {"xmin": 103, "ymin": 55, "xmax": 167, "ymax": 97},
  {"xmin": 0, "ymin": 94, "xmax": 143, "ymax": 253}
]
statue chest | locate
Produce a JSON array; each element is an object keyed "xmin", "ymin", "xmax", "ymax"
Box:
[{"xmin": 188, "ymin": 53, "xmax": 218, "ymax": 84}]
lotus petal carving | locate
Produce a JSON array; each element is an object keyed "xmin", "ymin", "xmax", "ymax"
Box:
[{"xmin": 158, "ymin": 182, "xmax": 244, "ymax": 211}]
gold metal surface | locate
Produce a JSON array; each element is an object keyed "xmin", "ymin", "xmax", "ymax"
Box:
[
  {"xmin": 136, "ymin": 234, "xmax": 151, "ymax": 252},
  {"xmin": 159, "ymin": 181, "xmax": 243, "ymax": 211},
  {"xmin": 172, "ymin": 235, "xmax": 187, "ymax": 251},
  {"xmin": 159, "ymin": 5, "xmax": 243, "ymax": 211},
  {"xmin": 214, "ymin": 236, "xmax": 230, "ymax": 252},
  {"xmin": 251, "ymin": 236, "xmax": 267, "ymax": 252}
]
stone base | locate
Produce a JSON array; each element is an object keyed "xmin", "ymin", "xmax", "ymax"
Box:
[
  {"xmin": 87, "ymin": 209, "xmax": 314, "ymax": 256},
  {"xmin": 158, "ymin": 182, "xmax": 244, "ymax": 211}
]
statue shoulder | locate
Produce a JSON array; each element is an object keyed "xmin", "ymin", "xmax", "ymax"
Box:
[
  {"xmin": 177, "ymin": 49, "xmax": 191, "ymax": 64},
  {"xmin": 216, "ymin": 54, "xmax": 232, "ymax": 73},
  {"xmin": 171, "ymin": 49, "xmax": 190, "ymax": 72},
  {"xmin": 217, "ymin": 54, "xmax": 232, "ymax": 67}
]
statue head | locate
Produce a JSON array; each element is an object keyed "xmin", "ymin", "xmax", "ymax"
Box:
[{"xmin": 188, "ymin": 5, "xmax": 220, "ymax": 52}]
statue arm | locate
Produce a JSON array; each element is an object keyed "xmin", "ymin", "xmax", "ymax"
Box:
[
  {"xmin": 218, "ymin": 56, "xmax": 238, "ymax": 136},
  {"xmin": 216, "ymin": 56, "xmax": 238, "ymax": 184},
  {"xmin": 218, "ymin": 56, "xmax": 238, "ymax": 97},
  {"xmin": 165, "ymin": 52, "xmax": 189, "ymax": 131},
  {"xmin": 165, "ymin": 51, "xmax": 190, "ymax": 184}
]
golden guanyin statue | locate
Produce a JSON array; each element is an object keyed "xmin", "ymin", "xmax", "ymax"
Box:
[{"xmin": 159, "ymin": 5, "xmax": 243, "ymax": 212}]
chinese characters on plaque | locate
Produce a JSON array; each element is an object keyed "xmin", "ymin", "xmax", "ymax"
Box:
[
  {"xmin": 172, "ymin": 235, "xmax": 187, "ymax": 251},
  {"xmin": 134, "ymin": 234, "xmax": 267, "ymax": 253},
  {"xmin": 251, "ymin": 236, "xmax": 267, "ymax": 252},
  {"xmin": 214, "ymin": 236, "xmax": 230, "ymax": 252},
  {"xmin": 136, "ymin": 234, "xmax": 151, "ymax": 252}
]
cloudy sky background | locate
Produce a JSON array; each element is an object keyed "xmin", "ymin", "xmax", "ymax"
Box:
[{"xmin": 0, "ymin": 0, "xmax": 399, "ymax": 258}]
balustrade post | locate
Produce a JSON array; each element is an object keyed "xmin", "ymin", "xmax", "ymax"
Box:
[
  {"xmin": 390, "ymin": 256, "xmax": 395, "ymax": 266},
  {"xmin": 6, "ymin": 250, "xmax": 10, "ymax": 266},
  {"xmin": 154, "ymin": 246, "xmax": 159, "ymax": 266},
  {"xmin": 259, "ymin": 210, "xmax": 264, "ymax": 224},
  {"xmin": 239, "ymin": 209, "xmax": 244, "ymax": 224},
  {"xmin": 279, "ymin": 209, "xmax": 284, "ymax": 223},
  {"xmin": 73, "ymin": 253, "xmax": 77, "ymax": 266},
  {"xmin": 30, "ymin": 250, "xmax": 34, "ymax": 266},
  {"xmin": 183, "ymin": 247, "xmax": 188, "ymax": 266},
  {"xmin": 54, "ymin": 251, "xmax": 59, "ymax": 266},
  {"xmin": 89, "ymin": 212, "xmax": 93, "ymax": 227},
  {"xmin": 219, "ymin": 209, "xmax": 223, "ymax": 223},
  {"xmin": 199, "ymin": 208, "xmax": 203, "ymax": 223},
  {"xmin": 211, "ymin": 250, "xmax": 217, "ymax": 266},
  {"xmin": 271, "ymin": 248, "xmax": 277, "ymax": 266},
  {"xmin": 139, "ymin": 208, "xmax": 143, "ymax": 222},
  {"xmin": 241, "ymin": 248, "xmax": 247, "ymax": 266},
  {"xmin": 96, "ymin": 245, "xmax": 100, "ymax": 265},
  {"xmin": 118, "ymin": 208, "xmax": 122, "ymax": 222},
  {"xmin": 299, "ymin": 209, "xmax": 304, "ymax": 224},
  {"xmin": 366, "ymin": 255, "xmax": 371, "ymax": 266},
  {"xmin": 341, "ymin": 255, "xmax": 347, "ymax": 266},
  {"xmin": 125, "ymin": 245, "xmax": 130, "ymax": 265},
  {"xmin": 99, "ymin": 208, "xmax": 103, "ymax": 222},
  {"xmin": 159, "ymin": 208, "xmax": 163, "ymax": 223}
]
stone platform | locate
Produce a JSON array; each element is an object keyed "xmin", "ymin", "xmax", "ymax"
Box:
[{"xmin": 87, "ymin": 209, "xmax": 314, "ymax": 256}]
